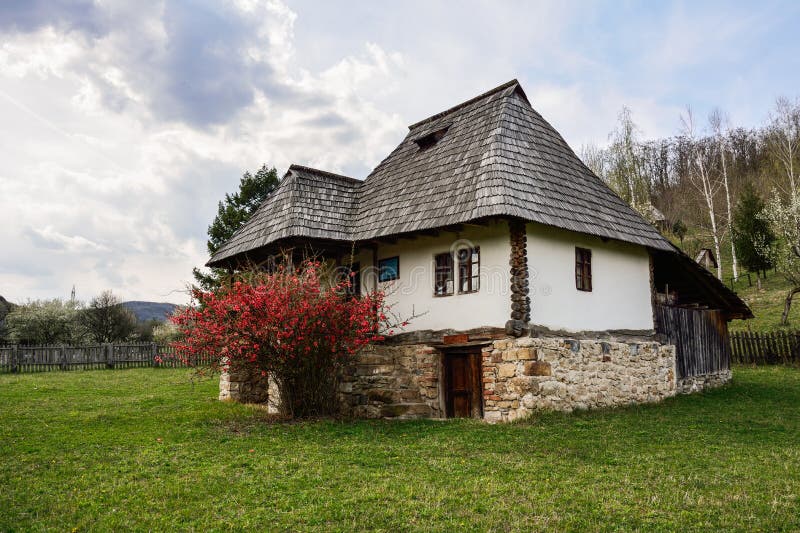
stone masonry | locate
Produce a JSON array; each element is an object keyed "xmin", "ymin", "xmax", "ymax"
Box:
[
  {"xmin": 481, "ymin": 336, "xmax": 678, "ymax": 422},
  {"xmin": 676, "ymin": 369, "xmax": 732, "ymax": 394},
  {"xmin": 217, "ymin": 343, "xmax": 441, "ymax": 418},
  {"xmin": 337, "ymin": 343, "xmax": 442, "ymax": 419},
  {"xmin": 219, "ymin": 335, "xmax": 732, "ymax": 421},
  {"xmin": 219, "ymin": 365, "xmax": 271, "ymax": 404}
]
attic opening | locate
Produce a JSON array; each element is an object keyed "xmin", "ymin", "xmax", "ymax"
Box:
[{"xmin": 414, "ymin": 125, "xmax": 450, "ymax": 150}]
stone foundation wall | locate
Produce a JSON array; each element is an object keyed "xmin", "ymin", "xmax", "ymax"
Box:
[
  {"xmin": 676, "ymin": 369, "xmax": 732, "ymax": 394},
  {"xmin": 481, "ymin": 337, "xmax": 677, "ymax": 422},
  {"xmin": 217, "ymin": 335, "xmax": 733, "ymax": 421},
  {"xmin": 217, "ymin": 344, "xmax": 441, "ymax": 418},
  {"xmin": 338, "ymin": 343, "xmax": 442, "ymax": 419},
  {"xmin": 219, "ymin": 367, "xmax": 271, "ymax": 405}
]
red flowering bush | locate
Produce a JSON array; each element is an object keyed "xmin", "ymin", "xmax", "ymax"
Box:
[{"xmin": 171, "ymin": 260, "xmax": 387, "ymax": 418}]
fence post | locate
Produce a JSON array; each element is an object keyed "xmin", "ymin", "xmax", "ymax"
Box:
[
  {"xmin": 151, "ymin": 342, "xmax": 159, "ymax": 368},
  {"xmin": 11, "ymin": 344, "xmax": 19, "ymax": 373},
  {"xmin": 59, "ymin": 345, "xmax": 67, "ymax": 371},
  {"xmin": 106, "ymin": 343, "xmax": 114, "ymax": 369}
]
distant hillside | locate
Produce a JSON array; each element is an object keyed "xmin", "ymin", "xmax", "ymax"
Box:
[{"xmin": 122, "ymin": 301, "xmax": 178, "ymax": 323}]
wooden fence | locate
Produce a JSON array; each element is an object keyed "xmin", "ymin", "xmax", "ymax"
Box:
[
  {"xmin": 0, "ymin": 343, "xmax": 213, "ymax": 374},
  {"xmin": 729, "ymin": 331, "xmax": 800, "ymax": 365}
]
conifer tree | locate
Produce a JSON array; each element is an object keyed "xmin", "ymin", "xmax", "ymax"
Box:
[
  {"xmin": 732, "ymin": 184, "xmax": 774, "ymax": 276},
  {"xmin": 193, "ymin": 165, "xmax": 279, "ymax": 290}
]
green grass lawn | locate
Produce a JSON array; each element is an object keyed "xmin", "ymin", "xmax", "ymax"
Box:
[
  {"xmin": 728, "ymin": 271, "xmax": 800, "ymax": 332},
  {"xmin": 1, "ymin": 368, "xmax": 799, "ymax": 531}
]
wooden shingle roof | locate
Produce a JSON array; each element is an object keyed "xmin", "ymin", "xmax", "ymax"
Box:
[
  {"xmin": 208, "ymin": 80, "xmax": 672, "ymax": 266},
  {"xmin": 209, "ymin": 165, "xmax": 360, "ymax": 262}
]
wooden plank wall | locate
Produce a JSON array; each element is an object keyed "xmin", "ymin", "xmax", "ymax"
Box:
[{"xmin": 654, "ymin": 305, "xmax": 731, "ymax": 378}]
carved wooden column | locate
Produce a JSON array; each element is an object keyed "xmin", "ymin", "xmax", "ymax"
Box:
[
  {"xmin": 506, "ymin": 220, "xmax": 530, "ymax": 336},
  {"xmin": 648, "ymin": 252, "xmax": 660, "ymax": 336}
]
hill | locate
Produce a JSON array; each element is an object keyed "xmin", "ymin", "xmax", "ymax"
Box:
[{"xmin": 121, "ymin": 301, "xmax": 178, "ymax": 323}]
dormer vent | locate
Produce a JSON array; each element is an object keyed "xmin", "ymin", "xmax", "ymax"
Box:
[{"xmin": 414, "ymin": 125, "xmax": 450, "ymax": 150}]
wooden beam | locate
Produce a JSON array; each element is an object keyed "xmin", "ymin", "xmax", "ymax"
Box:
[
  {"xmin": 463, "ymin": 217, "xmax": 491, "ymax": 228},
  {"xmin": 439, "ymin": 224, "xmax": 464, "ymax": 234}
]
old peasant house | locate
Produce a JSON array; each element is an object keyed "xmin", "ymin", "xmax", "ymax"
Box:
[{"xmin": 208, "ymin": 80, "xmax": 751, "ymax": 422}]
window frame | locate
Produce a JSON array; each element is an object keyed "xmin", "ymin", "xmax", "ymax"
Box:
[
  {"xmin": 433, "ymin": 252, "xmax": 454, "ymax": 297},
  {"xmin": 457, "ymin": 246, "xmax": 480, "ymax": 294},
  {"xmin": 377, "ymin": 256, "xmax": 400, "ymax": 283},
  {"xmin": 575, "ymin": 247, "xmax": 592, "ymax": 292}
]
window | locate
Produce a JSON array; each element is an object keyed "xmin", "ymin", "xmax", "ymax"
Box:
[
  {"xmin": 434, "ymin": 252, "xmax": 454, "ymax": 296},
  {"xmin": 378, "ymin": 256, "xmax": 399, "ymax": 282},
  {"xmin": 458, "ymin": 247, "xmax": 480, "ymax": 293},
  {"xmin": 575, "ymin": 247, "xmax": 592, "ymax": 291},
  {"xmin": 346, "ymin": 262, "xmax": 361, "ymax": 297}
]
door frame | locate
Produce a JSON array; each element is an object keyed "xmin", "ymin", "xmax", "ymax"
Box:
[{"xmin": 441, "ymin": 346, "xmax": 484, "ymax": 419}]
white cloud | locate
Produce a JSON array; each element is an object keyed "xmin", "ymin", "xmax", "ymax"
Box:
[
  {"xmin": 0, "ymin": 0, "xmax": 407, "ymax": 304},
  {"xmin": 0, "ymin": 26, "xmax": 83, "ymax": 78},
  {"xmin": 1, "ymin": 0, "xmax": 797, "ymax": 305},
  {"xmin": 26, "ymin": 225, "xmax": 108, "ymax": 253}
]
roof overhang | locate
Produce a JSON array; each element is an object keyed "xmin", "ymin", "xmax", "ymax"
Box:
[
  {"xmin": 207, "ymin": 236, "xmax": 359, "ymax": 270},
  {"xmin": 651, "ymin": 247, "xmax": 753, "ymax": 320}
]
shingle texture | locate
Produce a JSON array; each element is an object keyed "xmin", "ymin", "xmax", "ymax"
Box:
[
  {"xmin": 209, "ymin": 80, "xmax": 672, "ymax": 266},
  {"xmin": 210, "ymin": 165, "xmax": 360, "ymax": 262}
]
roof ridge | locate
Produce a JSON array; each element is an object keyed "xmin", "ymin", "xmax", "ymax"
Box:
[
  {"xmin": 209, "ymin": 79, "xmax": 683, "ymax": 270},
  {"xmin": 407, "ymin": 79, "xmax": 520, "ymax": 131},
  {"xmin": 288, "ymin": 164, "xmax": 362, "ymax": 183}
]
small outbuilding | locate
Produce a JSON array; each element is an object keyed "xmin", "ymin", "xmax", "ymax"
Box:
[
  {"xmin": 208, "ymin": 80, "xmax": 752, "ymax": 421},
  {"xmin": 695, "ymin": 248, "xmax": 718, "ymax": 271}
]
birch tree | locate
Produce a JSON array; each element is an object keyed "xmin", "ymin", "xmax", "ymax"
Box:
[
  {"xmin": 709, "ymin": 109, "xmax": 738, "ymax": 281},
  {"xmin": 682, "ymin": 108, "xmax": 723, "ymax": 279},
  {"xmin": 768, "ymin": 97, "xmax": 800, "ymax": 198}
]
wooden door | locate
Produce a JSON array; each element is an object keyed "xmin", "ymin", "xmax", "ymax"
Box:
[{"xmin": 445, "ymin": 350, "xmax": 482, "ymax": 418}]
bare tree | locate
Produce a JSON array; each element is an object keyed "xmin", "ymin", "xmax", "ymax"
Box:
[
  {"xmin": 768, "ymin": 97, "xmax": 800, "ymax": 198},
  {"xmin": 81, "ymin": 290, "xmax": 137, "ymax": 343},
  {"xmin": 709, "ymin": 108, "xmax": 738, "ymax": 281},
  {"xmin": 579, "ymin": 142, "xmax": 606, "ymax": 178},
  {"xmin": 682, "ymin": 108, "xmax": 723, "ymax": 279},
  {"xmin": 606, "ymin": 107, "xmax": 649, "ymax": 209}
]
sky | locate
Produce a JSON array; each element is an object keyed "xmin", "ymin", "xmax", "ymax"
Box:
[{"xmin": 1, "ymin": 0, "xmax": 799, "ymax": 305}]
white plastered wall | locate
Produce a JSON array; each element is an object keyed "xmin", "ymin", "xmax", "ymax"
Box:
[
  {"xmin": 351, "ymin": 220, "xmax": 511, "ymax": 333},
  {"xmin": 525, "ymin": 223, "xmax": 654, "ymax": 332}
]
